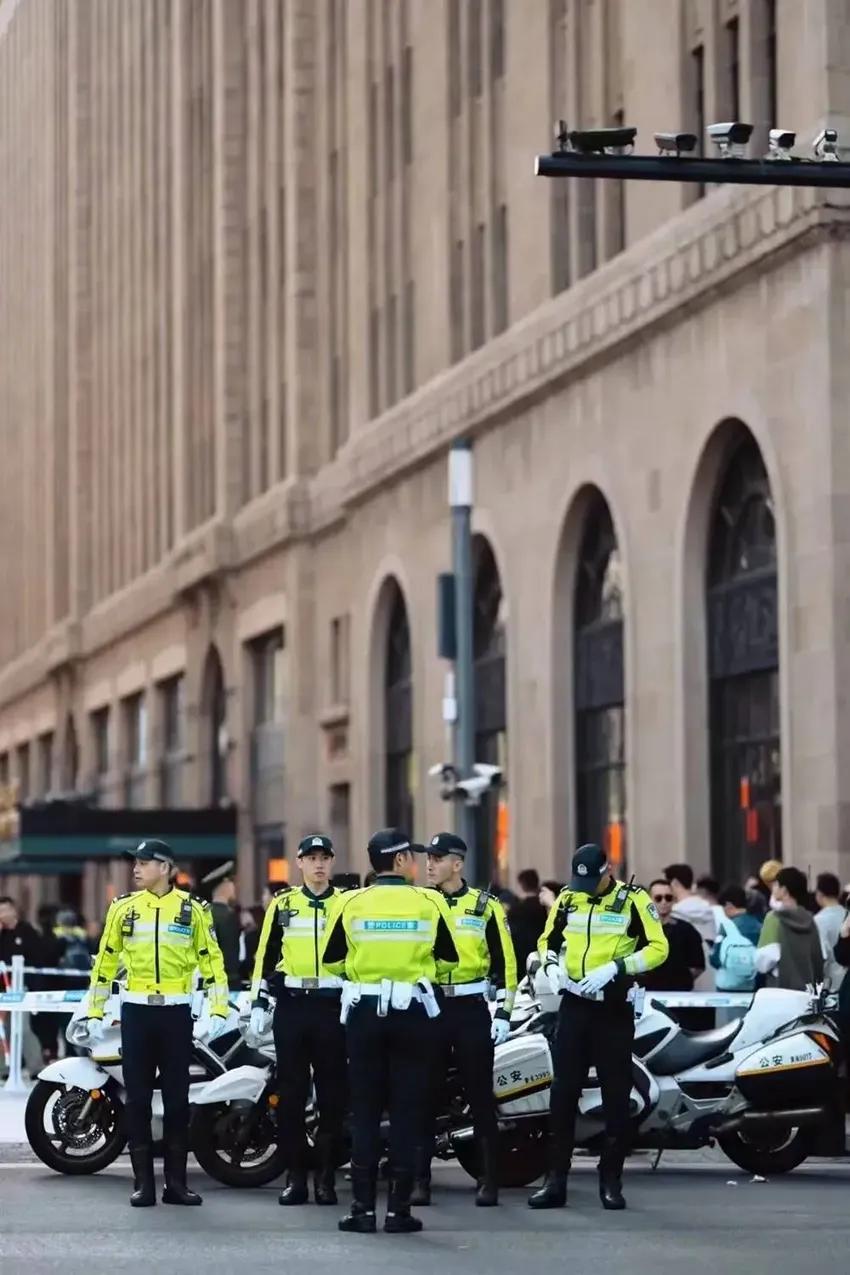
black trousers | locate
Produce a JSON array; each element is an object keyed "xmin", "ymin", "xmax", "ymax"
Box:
[
  {"xmin": 425, "ymin": 997, "xmax": 496, "ymax": 1154},
  {"xmin": 121, "ymin": 1003, "xmax": 193, "ymax": 1150},
  {"xmin": 549, "ymin": 993, "xmax": 634, "ymax": 1175},
  {"xmin": 346, "ymin": 1001, "xmax": 434, "ymax": 1173},
  {"xmin": 273, "ymin": 992, "xmax": 348, "ymax": 1168}
]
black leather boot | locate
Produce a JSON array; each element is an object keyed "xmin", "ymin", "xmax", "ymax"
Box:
[
  {"xmin": 313, "ymin": 1135, "xmax": 338, "ymax": 1205},
  {"xmin": 527, "ymin": 1170, "xmax": 568, "ymax": 1209},
  {"xmin": 409, "ymin": 1145, "xmax": 431, "ymax": 1206},
  {"xmin": 279, "ymin": 1167, "xmax": 309, "ymax": 1205},
  {"xmin": 161, "ymin": 1138, "xmax": 202, "ymax": 1205},
  {"xmin": 338, "ymin": 1163, "xmax": 378, "ymax": 1233},
  {"xmin": 598, "ymin": 1139, "xmax": 626, "ymax": 1210},
  {"xmin": 129, "ymin": 1145, "xmax": 156, "ymax": 1208},
  {"xmin": 384, "ymin": 1170, "xmax": 423, "ymax": 1234},
  {"xmin": 475, "ymin": 1137, "xmax": 499, "ymax": 1207}
]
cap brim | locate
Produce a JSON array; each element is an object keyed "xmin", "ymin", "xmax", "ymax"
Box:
[
  {"xmin": 297, "ymin": 848, "xmax": 335, "ymax": 857},
  {"xmin": 125, "ymin": 849, "xmax": 173, "ymax": 866},
  {"xmin": 569, "ymin": 873, "xmax": 602, "ymax": 892}
]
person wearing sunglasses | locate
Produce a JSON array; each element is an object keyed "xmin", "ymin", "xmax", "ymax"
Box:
[{"xmin": 636, "ymin": 880, "xmax": 705, "ymax": 1007}]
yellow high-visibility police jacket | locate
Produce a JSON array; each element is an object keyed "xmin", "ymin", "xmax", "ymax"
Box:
[
  {"xmin": 538, "ymin": 878, "xmax": 668, "ymax": 991},
  {"xmin": 321, "ymin": 874, "xmax": 459, "ymax": 985},
  {"xmin": 250, "ymin": 884, "xmax": 345, "ymax": 1002},
  {"xmin": 87, "ymin": 887, "xmax": 229, "ymax": 1019},
  {"xmin": 434, "ymin": 882, "xmax": 518, "ymax": 1017}
]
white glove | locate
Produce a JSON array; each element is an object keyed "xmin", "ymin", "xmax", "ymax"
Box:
[
  {"xmin": 247, "ymin": 1006, "xmax": 273, "ymax": 1041},
  {"xmin": 544, "ymin": 959, "xmax": 563, "ymax": 997},
  {"xmin": 206, "ymin": 1015, "xmax": 228, "ymax": 1042},
  {"xmin": 490, "ymin": 1016, "xmax": 510, "ymax": 1046},
  {"xmin": 86, "ymin": 1017, "xmax": 105, "ymax": 1044},
  {"xmin": 577, "ymin": 961, "xmax": 618, "ymax": 996}
]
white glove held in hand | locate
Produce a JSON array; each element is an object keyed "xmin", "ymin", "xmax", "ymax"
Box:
[
  {"xmin": 490, "ymin": 1016, "xmax": 510, "ymax": 1046},
  {"xmin": 545, "ymin": 960, "xmax": 563, "ymax": 997},
  {"xmin": 577, "ymin": 961, "xmax": 618, "ymax": 996},
  {"xmin": 206, "ymin": 1015, "xmax": 228, "ymax": 1042},
  {"xmin": 86, "ymin": 1018, "xmax": 105, "ymax": 1043},
  {"xmin": 248, "ymin": 1006, "xmax": 273, "ymax": 1041}
]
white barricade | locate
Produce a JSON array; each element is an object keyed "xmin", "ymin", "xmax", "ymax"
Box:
[{"xmin": 0, "ymin": 948, "xmax": 755, "ymax": 1097}]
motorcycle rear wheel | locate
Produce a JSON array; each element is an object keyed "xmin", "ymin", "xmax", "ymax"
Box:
[
  {"xmin": 25, "ymin": 1080, "xmax": 126, "ymax": 1176},
  {"xmin": 453, "ymin": 1127, "xmax": 547, "ymax": 1189},
  {"xmin": 191, "ymin": 1103, "xmax": 290, "ymax": 1188},
  {"xmin": 717, "ymin": 1123, "xmax": 812, "ymax": 1176}
]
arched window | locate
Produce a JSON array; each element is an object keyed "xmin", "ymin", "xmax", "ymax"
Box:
[
  {"xmin": 573, "ymin": 492, "xmax": 626, "ymax": 872},
  {"xmin": 385, "ymin": 583, "xmax": 414, "ymax": 833},
  {"xmin": 707, "ymin": 433, "xmax": 780, "ymax": 883},
  {"xmin": 202, "ymin": 645, "xmax": 228, "ymax": 805},
  {"xmin": 473, "ymin": 536, "xmax": 507, "ymax": 884}
]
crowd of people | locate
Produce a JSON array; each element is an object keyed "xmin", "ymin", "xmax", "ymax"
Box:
[{"xmin": 3, "ymin": 855, "xmax": 850, "ymax": 1076}]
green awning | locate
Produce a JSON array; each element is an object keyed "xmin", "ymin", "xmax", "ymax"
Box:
[
  {"xmin": 0, "ymin": 858, "xmax": 87, "ymax": 876},
  {"xmin": 19, "ymin": 835, "xmax": 236, "ymax": 862}
]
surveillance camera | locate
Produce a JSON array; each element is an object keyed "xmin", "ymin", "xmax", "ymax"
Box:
[
  {"xmin": 454, "ymin": 775, "xmax": 494, "ymax": 806},
  {"xmin": 428, "ymin": 762, "xmax": 459, "ymax": 801},
  {"xmin": 706, "ymin": 121, "xmax": 753, "ymax": 158},
  {"xmin": 767, "ymin": 128, "xmax": 796, "ymax": 159},
  {"xmin": 472, "ymin": 762, "xmax": 503, "ymax": 784},
  {"xmin": 654, "ymin": 131, "xmax": 698, "ymax": 156},
  {"xmin": 567, "ymin": 126, "xmax": 637, "ymax": 155},
  {"xmin": 814, "ymin": 127, "xmax": 840, "ymax": 161}
]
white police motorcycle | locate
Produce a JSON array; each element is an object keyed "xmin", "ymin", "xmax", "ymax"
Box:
[{"xmin": 24, "ymin": 983, "xmax": 255, "ymax": 1177}]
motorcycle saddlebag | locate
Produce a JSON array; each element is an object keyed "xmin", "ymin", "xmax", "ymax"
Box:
[{"xmin": 493, "ymin": 1036, "xmax": 553, "ymax": 1116}]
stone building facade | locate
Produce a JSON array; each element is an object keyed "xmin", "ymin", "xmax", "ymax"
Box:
[{"xmin": 0, "ymin": 0, "xmax": 849, "ymax": 914}]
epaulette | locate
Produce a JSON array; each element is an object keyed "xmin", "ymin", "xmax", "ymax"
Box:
[
  {"xmin": 274, "ymin": 886, "xmax": 295, "ymax": 899},
  {"xmin": 189, "ymin": 893, "xmax": 211, "ymax": 910},
  {"xmin": 111, "ymin": 891, "xmax": 134, "ymax": 905}
]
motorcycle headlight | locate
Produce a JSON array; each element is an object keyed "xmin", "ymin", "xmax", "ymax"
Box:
[{"xmin": 66, "ymin": 1018, "xmax": 91, "ymax": 1046}]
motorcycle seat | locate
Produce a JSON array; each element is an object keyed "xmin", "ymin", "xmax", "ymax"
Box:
[{"xmin": 646, "ymin": 1016, "xmax": 742, "ymax": 1076}]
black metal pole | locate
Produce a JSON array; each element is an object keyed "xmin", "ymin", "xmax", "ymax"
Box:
[{"xmin": 534, "ymin": 152, "xmax": 850, "ymax": 188}]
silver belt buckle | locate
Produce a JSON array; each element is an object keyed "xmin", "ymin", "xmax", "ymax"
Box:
[
  {"xmin": 301, "ymin": 978, "xmax": 319, "ymax": 990},
  {"xmin": 443, "ymin": 985, "xmax": 456, "ymax": 997},
  {"xmin": 147, "ymin": 994, "xmax": 165, "ymax": 1007}
]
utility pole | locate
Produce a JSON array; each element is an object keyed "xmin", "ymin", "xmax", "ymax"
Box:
[{"xmin": 449, "ymin": 440, "xmax": 478, "ymax": 884}]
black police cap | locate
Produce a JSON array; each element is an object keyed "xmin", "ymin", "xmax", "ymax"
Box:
[
  {"xmin": 427, "ymin": 831, "xmax": 468, "ymax": 858},
  {"xmin": 569, "ymin": 843, "xmax": 608, "ymax": 892},
  {"xmin": 297, "ymin": 833, "xmax": 334, "ymax": 857},
  {"xmin": 367, "ymin": 828, "xmax": 425, "ymax": 860},
  {"xmin": 126, "ymin": 839, "xmax": 175, "ymax": 866}
]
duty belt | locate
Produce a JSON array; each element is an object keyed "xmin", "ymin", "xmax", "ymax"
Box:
[
  {"xmin": 562, "ymin": 977, "xmax": 645, "ymax": 1014},
  {"xmin": 439, "ymin": 979, "xmax": 489, "ymax": 998},
  {"xmin": 122, "ymin": 992, "xmax": 193, "ymax": 1007},
  {"xmin": 282, "ymin": 975, "xmax": 342, "ymax": 992}
]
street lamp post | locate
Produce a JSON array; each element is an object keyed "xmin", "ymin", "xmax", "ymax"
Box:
[{"xmin": 449, "ymin": 440, "xmax": 478, "ymax": 884}]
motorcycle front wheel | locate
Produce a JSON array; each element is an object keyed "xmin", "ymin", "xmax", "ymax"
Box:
[
  {"xmin": 453, "ymin": 1125, "xmax": 547, "ymax": 1188},
  {"xmin": 191, "ymin": 1102, "xmax": 290, "ymax": 1188},
  {"xmin": 25, "ymin": 1080, "xmax": 126, "ymax": 1176},
  {"xmin": 717, "ymin": 1123, "xmax": 812, "ymax": 1176}
]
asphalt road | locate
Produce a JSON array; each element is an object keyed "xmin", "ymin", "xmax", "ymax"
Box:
[{"xmin": 2, "ymin": 1151, "xmax": 849, "ymax": 1275}]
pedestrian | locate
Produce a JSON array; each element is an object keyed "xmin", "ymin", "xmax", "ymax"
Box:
[
  {"xmin": 709, "ymin": 884, "xmax": 762, "ymax": 992},
  {"xmin": 321, "ymin": 827, "xmax": 459, "ymax": 1235},
  {"xmin": 506, "ymin": 869, "xmax": 547, "ymax": 975},
  {"xmin": 636, "ymin": 880, "xmax": 705, "ymax": 1019},
  {"xmin": 248, "ymin": 833, "xmax": 348, "ymax": 1207},
  {"xmin": 201, "ymin": 861, "xmax": 243, "ymax": 991},
  {"xmin": 813, "ymin": 873, "xmax": 846, "ymax": 990},
  {"xmin": 85, "ymin": 839, "xmax": 229, "ymax": 1208},
  {"xmin": 412, "ymin": 831, "xmax": 518, "ymax": 1207},
  {"xmin": 755, "ymin": 866, "xmax": 825, "ymax": 990},
  {"xmin": 529, "ymin": 844, "xmax": 668, "ymax": 1212}
]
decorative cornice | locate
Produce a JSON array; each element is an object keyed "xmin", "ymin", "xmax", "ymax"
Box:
[{"xmin": 308, "ymin": 183, "xmax": 850, "ymax": 532}]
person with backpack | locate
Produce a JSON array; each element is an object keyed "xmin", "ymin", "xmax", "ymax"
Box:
[{"xmin": 710, "ymin": 884, "xmax": 762, "ymax": 994}]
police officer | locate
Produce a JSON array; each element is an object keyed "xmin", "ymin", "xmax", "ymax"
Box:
[
  {"xmin": 248, "ymin": 833, "xmax": 348, "ymax": 1207},
  {"xmin": 528, "ymin": 844, "xmax": 668, "ymax": 1212},
  {"xmin": 201, "ymin": 860, "xmax": 242, "ymax": 991},
  {"xmin": 412, "ymin": 831, "xmax": 517, "ymax": 1208},
  {"xmin": 86, "ymin": 839, "xmax": 229, "ymax": 1208},
  {"xmin": 321, "ymin": 828, "xmax": 459, "ymax": 1235}
]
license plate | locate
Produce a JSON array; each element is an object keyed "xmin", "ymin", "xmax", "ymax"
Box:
[{"xmin": 148, "ymin": 994, "xmax": 165, "ymax": 1006}]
